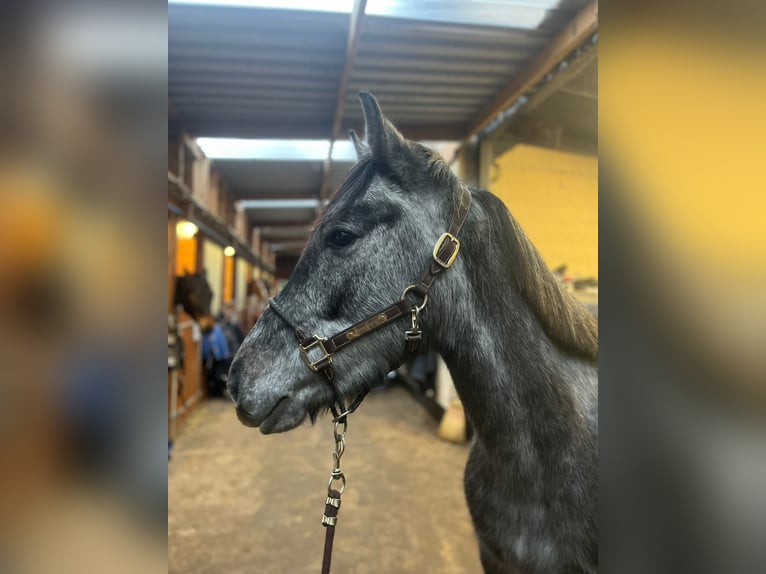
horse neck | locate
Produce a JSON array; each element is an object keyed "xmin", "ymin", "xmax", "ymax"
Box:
[{"xmin": 428, "ymin": 193, "xmax": 598, "ymax": 458}]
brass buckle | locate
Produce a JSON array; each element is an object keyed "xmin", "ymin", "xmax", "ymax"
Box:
[
  {"xmin": 432, "ymin": 233, "xmax": 460, "ymax": 268},
  {"xmin": 300, "ymin": 337, "xmax": 333, "ymax": 371}
]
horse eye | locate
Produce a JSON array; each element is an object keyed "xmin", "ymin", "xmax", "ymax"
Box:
[{"xmin": 327, "ymin": 229, "xmax": 357, "ymax": 247}]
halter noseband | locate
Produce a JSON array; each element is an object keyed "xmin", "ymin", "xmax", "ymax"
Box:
[{"xmin": 268, "ymin": 187, "xmax": 472, "ymax": 421}]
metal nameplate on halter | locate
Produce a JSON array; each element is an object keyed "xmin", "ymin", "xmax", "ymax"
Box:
[
  {"xmin": 345, "ymin": 313, "xmax": 388, "ymax": 340},
  {"xmin": 300, "ymin": 338, "xmax": 332, "ymax": 371},
  {"xmin": 432, "ymin": 233, "xmax": 460, "ymax": 268}
]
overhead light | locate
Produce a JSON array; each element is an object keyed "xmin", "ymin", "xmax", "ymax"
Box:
[
  {"xmin": 365, "ymin": 0, "xmax": 561, "ymax": 29},
  {"xmin": 196, "ymin": 138, "xmax": 459, "ymax": 162},
  {"xmin": 224, "ymin": 246, "xmax": 236, "ymax": 256},
  {"xmin": 330, "ymin": 141, "xmax": 357, "ymax": 162},
  {"xmin": 168, "ymin": 0, "xmax": 353, "ymax": 13},
  {"xmin": 197, "ymin": 138, "xmax": 331, "ymax": 161},
  {"xmin": 169, "ymin": 0, "xmax": 560, "ymax": 30},
  {"xmin": 196, "ymin": 138, "xmax": 358, "ymax": 162},
  {"xmin": 176, "ymin": 220, "xmax": 198, "ymax": 239}
]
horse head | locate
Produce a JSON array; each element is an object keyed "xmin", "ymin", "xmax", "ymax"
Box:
[
  {"xmin": 175, "ymin": 270, "xmax": 213, "ymax": 323},
  {"xmin": 228, "ymin": 92, "xmax": 469, "ymax": 434}
]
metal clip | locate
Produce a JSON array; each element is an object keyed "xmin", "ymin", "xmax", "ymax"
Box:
[{"xmin": 405, "ymin": 307, "xmax": 422, "ymax": 352}]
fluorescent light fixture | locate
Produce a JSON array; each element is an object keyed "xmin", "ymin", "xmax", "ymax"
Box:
[
  {"xmin": 168, "ymin": 0, "xmax": 353, "ymax": 13},
  {"xmin": 197, "ymin": 138, "xmax": 459, "ymax": 162},
  {"xmin": 176, "ymin": 220, "xmax": 198, "ymax": 239},
  {"xmin": 197, "ymin": 138, "xmax": 359, "ymax": 162},
  {"xmin": 224, "ymin": 245, "xmax": 236, "ymax": 256},
  {"xmin": 330, "ymin": 141, "xmax": 358, "ymax": 162},
  {"xmin": 170, "ymin": 0, "xmax": 560, "ymax": 30},
  {"xmin": 197, "ymin": 138, "xmax": 331, "ymax": 161},
  {"xmin": 196, "ymin": 138, "xmax": 360, "ymax": 162},
  {"xmin": 238, "ymin": 199, "xmax": 320, "ymax": 209},
  {"xmin": 366, "ymin": 0, "xmax": 561, "ymax": 29}
]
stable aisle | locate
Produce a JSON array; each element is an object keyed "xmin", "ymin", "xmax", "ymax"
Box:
[{"xmin": 168, "ymin": 386, "xmax": 480, "ymax": 573}]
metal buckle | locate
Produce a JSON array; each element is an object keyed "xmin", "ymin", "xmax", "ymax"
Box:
[
  {"xmin": 432, "ymin": 232, "xmax": 460, "ymax": 268},
  {"xmin": 300, "ymin": 337, "xmax": 332, "ymax": 371}
]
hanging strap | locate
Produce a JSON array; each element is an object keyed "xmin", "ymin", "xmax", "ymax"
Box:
[{"xmin": 321, "ymin": 489, "xmax": 342, "ymax": 574}]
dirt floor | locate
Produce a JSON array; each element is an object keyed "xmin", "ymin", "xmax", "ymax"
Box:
[{"xmin": 168, "ymin": 385, "xmax": 481, "ymax": 573}]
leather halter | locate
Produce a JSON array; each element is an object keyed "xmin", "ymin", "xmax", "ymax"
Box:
[{"xmin": 268, "ymin": 187, "xmax": 472, "ymax": 420}]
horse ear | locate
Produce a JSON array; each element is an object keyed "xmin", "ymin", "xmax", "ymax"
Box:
[
  {"xmin": 348, "ymin": 129, "xmax": 368, "ymax": 159},
  {"xmin": 358, "ymin": 91, "xmax": 408, "ymax": 164}
]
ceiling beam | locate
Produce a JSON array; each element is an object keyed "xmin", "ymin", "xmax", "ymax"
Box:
[
  {"xmin": 261, "ymin": 231, "xmax": 312, "ymax": 241},
  {"xmin": 319, "ymin": 0, "xmax": 367, "ymax": 200},
  {"xmin": 258, "ymin": 223, "xmax": 314, "ymax": 229},
  {"xmin": 233, "ymin": 192, "xmax": 320, "ymax": 201},
  {"xmin": 465, "ymin": 0, "xmax": 598, "ymax": 138},
  {"xmin": 269, "ymin": 241, "xmax": 309, "ymax": 252},
  {"xmin": 239, "ymin": 199, "xmax": 320, "ymax": 209},
  {"xmin": 558, "ymin": 86, "xmax": 598, "ymax": 100},
  {"xmin": 248, "ymin": 217, "xmax": 316, "ymax": 226},
  {"xmin": 248, "ymin": 219, "xmax": 314, "ymax": 228},
  {"xmin": 523, "ymin": 45, "xmax": 598, "ymax": 114}
]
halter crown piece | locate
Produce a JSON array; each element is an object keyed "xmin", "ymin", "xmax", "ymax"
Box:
[{"xmin": 267, "ymin": 187, "xmax": 472, "ymax": 574}]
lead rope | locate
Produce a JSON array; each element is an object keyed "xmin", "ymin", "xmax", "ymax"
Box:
[{"xmin": 321, "ymin": 415, "xmax": 348, "ymax": 574}]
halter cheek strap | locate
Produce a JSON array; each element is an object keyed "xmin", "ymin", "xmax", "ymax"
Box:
[{"xmin": 268, "ymin": 187, "xmax": 472, "ymax": 420}]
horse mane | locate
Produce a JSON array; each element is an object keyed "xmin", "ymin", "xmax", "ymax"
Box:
[
  {"xmin": 316, "ymin": 150, "xmax": 597, "ymax": 362},
  {"xmin": 411, "ymin": 150, "xmax": 598, "ymax": 362},
  {"xmin": 473, "ymin": 189, "xmax": 599, "ymax": 362}
]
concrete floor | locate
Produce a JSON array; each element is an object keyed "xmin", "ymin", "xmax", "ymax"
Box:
[{"xmin": 168, "ymin": 386, "xmax": 482, "ymax": 573}]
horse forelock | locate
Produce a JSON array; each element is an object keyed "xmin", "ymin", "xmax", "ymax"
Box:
[{"xmin": 475, "ymin": 191, "xmax": 599, "ymax": 362}]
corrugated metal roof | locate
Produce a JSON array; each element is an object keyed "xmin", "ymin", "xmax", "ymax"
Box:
[
  {"xmin": 169, "ymin": 5, "xmax": 348, "ymax": 138},
  {"xmin": 169, "ymin": 0, "xmax": 591, "ymax": 141},
  {"xmin": 168, "ymin": 0, "xmax": 595, "ymax": 254}
]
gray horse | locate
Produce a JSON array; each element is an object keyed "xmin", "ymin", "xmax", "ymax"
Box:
[{"xmin": 228, "ymin": 92, "xmax": 598, "ymax": 574}]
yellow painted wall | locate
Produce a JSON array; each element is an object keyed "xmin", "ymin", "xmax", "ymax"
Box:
[
  {"xmin": 235, "ymin": 258, "xmax": 249, "ymax": 311},
  {"xmin": 489, "ymin": 144, "xmax": 598, "ymax": 279},
  {"xmin": 203, "ymin": 240, "xmax": 224, "ymax": 316},
  {"xmin": 175, "ymin": 237, "xmax": 197, "ymax": 276},
  {"xmin": 223, "ymin": 254, "xmax": 235, "ymax": 303}
]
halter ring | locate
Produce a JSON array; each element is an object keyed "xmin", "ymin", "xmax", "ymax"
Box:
[{"xmin": 400, "ymin": 285, "xmax": 428, "ymax": 313}]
